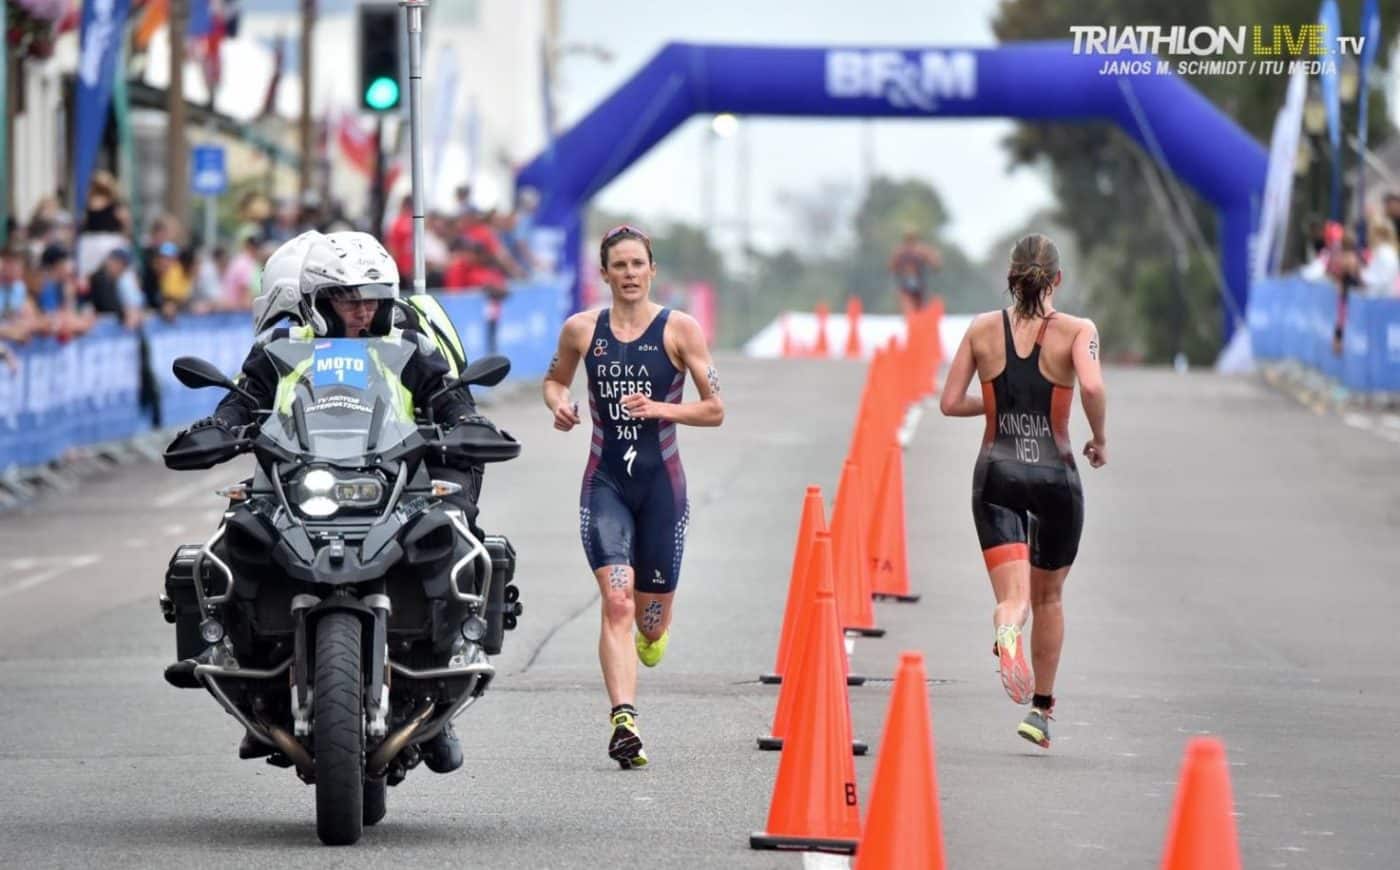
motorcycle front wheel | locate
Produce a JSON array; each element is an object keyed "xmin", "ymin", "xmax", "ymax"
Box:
[{"xmin": 314, "ymin": 612, "xmax": 365, "ymax": 845}]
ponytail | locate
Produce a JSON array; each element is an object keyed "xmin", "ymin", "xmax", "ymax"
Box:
[{"xmin": 1006, "ymin": 234, "xmax": 1060, "ymax": 320}]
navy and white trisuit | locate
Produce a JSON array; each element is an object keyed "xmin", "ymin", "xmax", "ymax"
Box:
[
  {"xmin": 971, "ymin": 310, "xmax": 1084, "ymax": 571},
  {"xmin": 579, "ymin": 308, "xmax": 690, "ymax": 594}
]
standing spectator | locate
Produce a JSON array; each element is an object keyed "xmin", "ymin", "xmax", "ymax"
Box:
[
  {"xmin": 140, "ymin": 216, "xmax": 182, "ymax": 310},
  {"xmin": 1330, "ymin": 232, "xmax": 1362, "ymax": 356},
  {"xmin": 511, "ymin": 186, "xmax": 540, "ymax": 275},
  {"xmin": 1359, "ymin": 221, "xmax": 1399, "ymax": 297},
  {"xmin": 454, "ymin": 184, "xmax": 473, "ymax": 220},
  {"xmin": 387, "ymin": 195, "xmax": 415, "ymax": 276},
  {"xmin": 423, "ymin": 213, "xmax": 450, "ymax": 289},
  {"xmin": 888, "ymin": 228, "xmax": 942, "ymax": 315},
  {"xmin": 260, "ymin": 198, "xmax": 299, "ymax": 246},
  {"xmin": 35, "ymin": 244, "xmax": 94, "ymax": 339},
  {"xmin": 1384, "ymin": 193, "xmax": 1400, "ymax": 243},
  {"xmin": 221, "ymin": 229, "xmax": 261, "ymax": 311},
  {"xmin": 82, "ymin": 248, "xmax": 144, "ymax": 329},
  {"xmin": 156, "ymin": 241, "xmax": 192, "ymax": 317},
  {"xmin": 190, "ymin": 247, "xmax": 227, "ymax": 313},
  {"xmin": 77, "ymin": 170, "xmax": 132, "ymax": 278},
  {"xmin": 0, "ymin": 246, "xmax": 41, "ymax": 348}
]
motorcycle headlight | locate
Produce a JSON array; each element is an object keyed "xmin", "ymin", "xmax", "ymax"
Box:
[{"xmin": 293, "ymin": 468, "xmax": 384, "ymax": 518}]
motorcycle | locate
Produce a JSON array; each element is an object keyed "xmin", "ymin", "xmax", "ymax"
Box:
[{"xmin": 158, "ymin": 335, "xmax": 522, "ymax": 845}]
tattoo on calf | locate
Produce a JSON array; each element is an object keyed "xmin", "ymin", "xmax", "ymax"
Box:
[
  {"xmin": 609, "ymin": 566, "xmax": 629, "ymax": 590},
  {"xmin": 642, "ymin": 600, "xmax": 663, "ymax": 632},
  {"xmin": 1088, "ymin": 334, "xmax": 1099, "ymax": 361},
  {"xmin": 706, "ymin": 365, "xmax": 720, "ymax": 394}
]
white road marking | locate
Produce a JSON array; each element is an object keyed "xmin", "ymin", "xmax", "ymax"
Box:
[
  {"xmin": 802, "ymin": 854, "xmax": 851, "ymax": 870},
  {"xmin": 1342, "ymin": 413, "xmax": 1374, "ymax": 430},
  {"xmin": 0, "ymin": 554, "xmax": 100, "ymax": 601},
  {"xmin": 8, "ymin": 558, "xmax": 37, "ymax": 571},
  {"xmin": 163, "ymin": 524, "xmax": 187, "ymax": 537},
  {"xmin": 124, "ymin": 538, "xmax": 148, "ymax": 549}
]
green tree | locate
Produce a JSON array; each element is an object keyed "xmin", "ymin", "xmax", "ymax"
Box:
[{"xmin": 992, "ymin": 0, "xmax": 1397, "ymax": 362}]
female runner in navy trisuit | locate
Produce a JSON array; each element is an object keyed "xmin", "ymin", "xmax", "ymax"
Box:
[
  {"xmin": 939, "ymin": 233, "xmax": 1108, "ymax": 749},
  {"xmin": 542, "ymin": 225, "xmax": 724, "ymax": 768}
]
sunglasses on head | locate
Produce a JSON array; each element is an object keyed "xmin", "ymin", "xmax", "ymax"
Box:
[{"xmin": 603, "ymin": 224, "xmax": 650, "ymax": 243}]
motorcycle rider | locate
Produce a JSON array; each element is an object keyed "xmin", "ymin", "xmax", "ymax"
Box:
[{"xmin": 180, "ymin": 230, "xmax": 491, "ymax": 773}]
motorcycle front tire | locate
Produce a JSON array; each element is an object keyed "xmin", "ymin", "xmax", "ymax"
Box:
[{"xmin": 314, "ymin": 612, "xmax": 365, "ymax": 846}]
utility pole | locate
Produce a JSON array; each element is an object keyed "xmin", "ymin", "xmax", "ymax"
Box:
[
  {"xmin": 167, "ymin": 0, "xmax": 190, "ymax": 225},
  {"xmin": 299, "ymin": 0, "xmax": 315, "ymax": 209}
]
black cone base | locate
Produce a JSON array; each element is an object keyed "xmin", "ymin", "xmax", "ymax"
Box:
[
  {"xmin": 749, "ymin": 833, "xmax": 858, "ymax": 854},
  {"xmin": 873, "ymin": 592, "xmax": 922, "ymax": 603},
  {"xmin": 845, "ymin": 626, "xmax": 886, "ymax": 638},
  {"xmin": 756, "ymin": 735, "xmax": 868, "ymax": 755},
  {"xmin": 760, "ymin": 672, "xmax": 867, "ymax": 686}
]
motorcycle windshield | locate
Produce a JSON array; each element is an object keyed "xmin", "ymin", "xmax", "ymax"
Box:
[{"xmin": 259, "ymin": 337, "xmax": 420, "ymax": 462}]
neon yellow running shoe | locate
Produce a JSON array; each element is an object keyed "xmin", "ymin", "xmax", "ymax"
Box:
[
  {"xmin": 608, "ymin": 709, "xmax": 648, "ymax": 769},
  {"xmin": 635, "ymin": 629, "xmax": 669, "ymax": 668},
  {"xmin": 1017, "ymin": 707, "xmax": 1053, "ymax": 749}
]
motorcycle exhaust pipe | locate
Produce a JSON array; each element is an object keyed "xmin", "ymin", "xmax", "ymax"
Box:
[
  {"xmin": 263, "ymin": 722, "xmax": 314, "ymax": 778},
  {"xmin": 366, "ymin": 701, "xmax": 436, "ymax": 777}
]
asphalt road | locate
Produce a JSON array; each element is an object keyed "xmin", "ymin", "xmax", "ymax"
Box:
[{"xmin": 1, "ymin": 354, "xmax": 1397, "ymax": 868}]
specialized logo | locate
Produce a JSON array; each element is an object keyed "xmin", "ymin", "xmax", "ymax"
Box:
[
  {"xmin": 593, "ymin": 338, "xmax": 609, "ymax": 358},
  {"xmin": 825, "ymin": 50, "xmax": 977, "ymax": 111},
  {"xmin": 623, "ymin": 445, "xmax": 638, "ymax": 477}
]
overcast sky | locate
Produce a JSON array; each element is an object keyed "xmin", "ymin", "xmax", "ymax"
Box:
[{"xmin": 555, "ymin": 0, "xmax": 1056, "ymax": 261}]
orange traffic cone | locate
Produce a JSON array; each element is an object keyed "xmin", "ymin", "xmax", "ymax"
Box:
[
  {"xmin": 749, "ymin": 547, "xmax": 862, "ymax": 855},
  {"xmin": 1160, "ymin": 738, "xmax": 1243, "ymax": 870},
  {"xmin": 762, "ymin": 486, "xmax": 866, "ymax": 687},
  {"xmin": 760, "ymin": 530, "xmax": 869, "ymax": 755},
  {"xmin": 855, "ymin": 651, "xmax": 946, "ymax": 870},
  {"xmin": 869, "ymin": 444, "xmax": 919, "ymax": 602},
  {"xmin": 780, "ymin": 315, "xmax": 795, "ymax": 358},
  {"xmin": 845, "ymin": 296, "xmax": 864, "ymax": 358},
  {"xmin": 832, "ymin": 460, "xmax": 883, "ymax": 637},
  {"xmin": 814, "ymin": 302, "xmax": 831, "ymax": 358}
]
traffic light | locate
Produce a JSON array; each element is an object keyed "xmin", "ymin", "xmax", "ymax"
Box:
[{"xmin": 358, "ymin": 5, "xmax": 402, "ymax": 113}]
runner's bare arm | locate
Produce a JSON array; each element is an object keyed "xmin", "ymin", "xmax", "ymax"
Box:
[
  {"xmin": 1071, "ymin": 318, "xmax": 1107, "ymax": 466},
  {"xmin": 544, "ymin": 313, "xmax": 589, "ymax": 431},
  {"xmin": 1071, "ymin": 319, "xmax": 1105, "ymax": 439},
  {"xmin": 939, "ymin": 319, "xmax": 985, "ymax": 417},
  {"xmin": 620, "ymin": 313, "xmax": 724, "ymax": 427}
]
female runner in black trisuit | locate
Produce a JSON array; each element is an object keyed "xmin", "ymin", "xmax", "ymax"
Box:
[{"xmin": 939, "ymin": 233, "xmax": 1108, "ymax": 749}]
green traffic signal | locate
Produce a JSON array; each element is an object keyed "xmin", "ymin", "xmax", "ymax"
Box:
[{"xmin": 365, "ymin": 76, "xmax": 400, "ymax": 111}]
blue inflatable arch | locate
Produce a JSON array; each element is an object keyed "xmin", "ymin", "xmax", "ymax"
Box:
[{"xmin": 517, "ymin": 42, "xmax": 1267, "ymax": 334}]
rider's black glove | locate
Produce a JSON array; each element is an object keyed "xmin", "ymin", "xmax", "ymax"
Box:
[
  {"xmin": 187, "ymin": 415, "xmax": 231, "ymax": 434},
  {"xmin": 453, "ymin": 413, "xmax": 499, "ymax": 434}
]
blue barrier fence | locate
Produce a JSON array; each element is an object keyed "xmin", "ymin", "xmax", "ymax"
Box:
[
  {"xmin": 1248, "ymin": 276, "xmax": 1400, "ymax": 393},
  {"xmin": 0, "ymin": 281, "xmax": 565, "ymax": 473}
]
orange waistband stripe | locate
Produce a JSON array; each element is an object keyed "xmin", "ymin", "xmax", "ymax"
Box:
[{"xmin": 982, "ymin": 542, "xmax": 1029, "ymax": 570}]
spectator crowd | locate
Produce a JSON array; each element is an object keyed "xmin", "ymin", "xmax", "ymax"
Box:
[{"xmin": 0, "ymin": 172, "xmax": 547, "ymax": 368}]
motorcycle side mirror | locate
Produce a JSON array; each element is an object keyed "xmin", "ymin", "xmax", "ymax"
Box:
[
  {"xmin": 174, "ymin": 356, "xmax": 236, "ymax": 390},
  {"xmin": 459, "ymin": 355, "xmax": 511, "ymax": 388},
  {"xmin": 173, "ymin": 356, "xmax": 259, "ymax": 405},
  {"xmin": 427, "ymin": 355, "xmax": 512, "ymax": 408}
]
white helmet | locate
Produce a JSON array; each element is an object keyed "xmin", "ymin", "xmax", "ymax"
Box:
[
  {"xmin": 251, "ymin": 231, "xmax": 349, "ymax": 335},
  {"xmin": 325, "ymin": 231, "xmax": 400, "ymax": 292}
]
